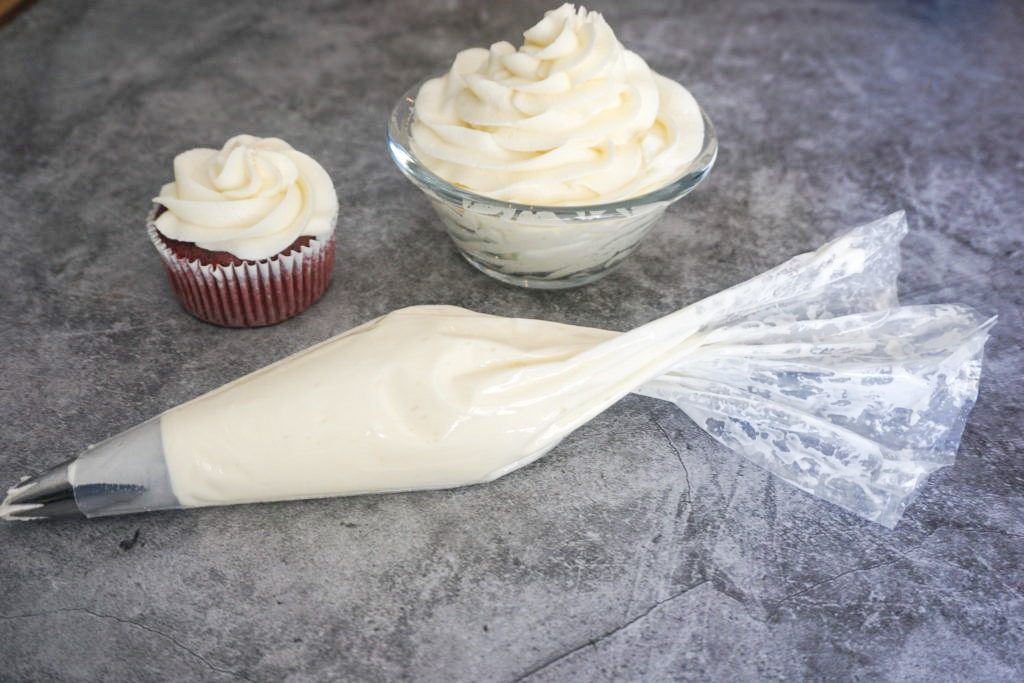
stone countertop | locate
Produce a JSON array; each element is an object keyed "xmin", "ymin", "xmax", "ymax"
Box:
[{"xmin": 1, "ymin": 1, "xmax": 1021, "ymax": 680}]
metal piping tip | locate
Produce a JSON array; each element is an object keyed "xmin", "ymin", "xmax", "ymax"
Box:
[
  {"xmin": 1, "ymin": 460, "xmax": 84, "ymax": 521},
  {"xmin": 0, "ymin": 502, "xmax": 45, "ymax": 521}
]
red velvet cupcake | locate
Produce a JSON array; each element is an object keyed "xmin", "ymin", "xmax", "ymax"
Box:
[{"xmin": 148, "ymin": 135, "xmax": 338, "ymax": 327}]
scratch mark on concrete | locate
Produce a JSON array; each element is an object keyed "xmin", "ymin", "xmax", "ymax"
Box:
[
  {"xmin": 513, "ymin": 580, "xmax": 710, "ymax": 682},
  {"xmin": 0, "ymin": 607, "xmax": 256, "ymax": 682}
]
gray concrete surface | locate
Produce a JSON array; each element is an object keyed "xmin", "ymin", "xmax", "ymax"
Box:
[{"xmin": 1, "ymin": 1, "xmax": 1022, "ymax": 680}]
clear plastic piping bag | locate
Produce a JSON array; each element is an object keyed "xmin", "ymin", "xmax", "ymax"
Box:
[
  {"xmin": 1, "ymin": 212, "xmax": 994, "ymax": 527},
  {"xmin": 634, "ymin": 211, "xmax": 993, "ymax": 527}
]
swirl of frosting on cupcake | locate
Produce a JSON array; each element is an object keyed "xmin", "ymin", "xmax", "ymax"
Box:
[
  {"xmin": 153, "ymin": 135, "xmax": 338, "ymax": 260},
  {"xmin": 410, "ymin": 3, "xmax": 704, "ymax": 206}
]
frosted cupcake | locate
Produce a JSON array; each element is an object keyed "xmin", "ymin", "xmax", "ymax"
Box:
[{"xmin": 149, "ymin": 135, "xmax": 339, "ymax": 327}]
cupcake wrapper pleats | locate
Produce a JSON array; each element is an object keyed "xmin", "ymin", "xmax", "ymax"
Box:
[{"xmin": 147, "ymin": 211, "xmax": 336, "ymax": 328}]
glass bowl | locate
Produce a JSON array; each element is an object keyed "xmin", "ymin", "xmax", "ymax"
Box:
[{"xmin": 387, "ymin": 82, "xmax": 718, "ymax": 289}]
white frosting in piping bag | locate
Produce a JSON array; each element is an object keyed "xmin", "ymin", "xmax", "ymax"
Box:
[
  {"xmin": 162, "ymin": 307, "xmax": 621, "ymax": 505},
  {"xmin": 159, "ymin": 213, "xmax": 992, "ymax": 527},
  {"xmin": 153, "ymin": 135, "xmax": 339, "ymax": 260},
  {"xmin": 411, "ymin": 3, "xmax": 704, "ymax": 205}
]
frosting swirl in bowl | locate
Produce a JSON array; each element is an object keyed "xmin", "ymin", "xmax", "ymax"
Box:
[
  {"xmin": 153, "ymin": 135, "xmax": 338, "ymax": 260},
  {"xmin": 410, "ymin": 3, "xmax": 705, "ymax": 206}
]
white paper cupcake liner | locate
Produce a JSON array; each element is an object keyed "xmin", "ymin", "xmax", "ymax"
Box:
[{"xmin": 147, "ymin": 207, "xmax": 336, "ymax": 327}]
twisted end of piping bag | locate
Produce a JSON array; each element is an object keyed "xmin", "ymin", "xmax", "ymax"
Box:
[{"xmin": 636, "ymin": 211, "xmax": 995, "ymax": 527}]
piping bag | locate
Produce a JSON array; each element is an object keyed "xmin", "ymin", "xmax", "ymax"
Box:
[{"xmin": 1, "ymin": 212, "xmax": 994, "ymax": 527}]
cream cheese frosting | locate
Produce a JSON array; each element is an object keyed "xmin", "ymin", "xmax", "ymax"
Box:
[
  {"xmin": 161, "ymin": 306, "xmax": 619, "ymax": 506},
  {"xmin": 153, "ymin": 135, "xmax": 339, "ymax": 260},
  {"xmin": 410, "ymin": 3, "xmax": 705, "ymax": 206}
]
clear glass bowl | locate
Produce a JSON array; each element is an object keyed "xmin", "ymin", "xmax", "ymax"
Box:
[{"xmin": 387, "ymin": 82, "xmax": 718, "ymax": 289}]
